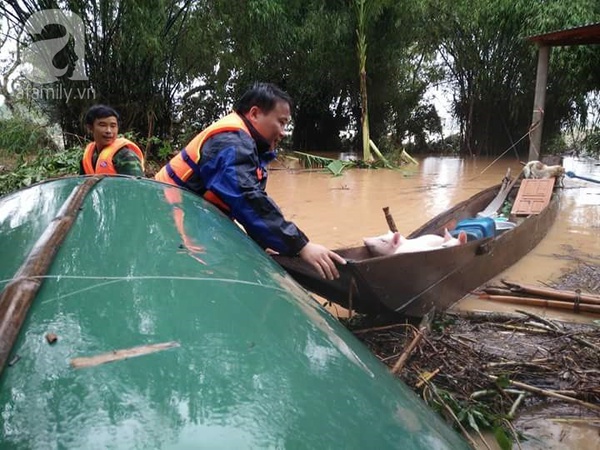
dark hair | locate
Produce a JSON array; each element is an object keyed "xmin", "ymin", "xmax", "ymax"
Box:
[
  {"xmin": 84, "ymin": 105, "xmax": 120, "ymax": 126},
  {"xmin": 234, "ymin": 82, "xmax": 293, "ymax": 115}
]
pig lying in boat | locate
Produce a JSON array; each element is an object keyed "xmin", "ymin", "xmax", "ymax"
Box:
[{"xmin": 363, "ymin": 229, "xmax": 467, "ymax": 257}]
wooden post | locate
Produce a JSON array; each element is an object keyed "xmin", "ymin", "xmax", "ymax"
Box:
[{"xmin": 528, "ymin": 45, "xmax": 550, "ymax": 162}]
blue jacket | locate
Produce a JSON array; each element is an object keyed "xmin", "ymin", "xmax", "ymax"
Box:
[{"xmin": 183, "ymin": 116, "xmax": 309, "ymax": 256}]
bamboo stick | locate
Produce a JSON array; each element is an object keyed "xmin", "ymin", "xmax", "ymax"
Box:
[
  {"xmin": 391, "ymin": 309, "xmax": 433, "ymax": 374},
  {"xmin": 549, "ymin": 418, "xmax": 600, "ymax": 424},
  {"xmin": 0, "ymin": 177, "xmax": 102, "ymax": 375},
  {"xmin": 480, "ymin": 294, "xmax": 600, "ymax": 314},
  {"xmin": 382, "ymin": 207, "xmax": 398, "ymax": 233},
  {"xmin": 514, "ymin": 309, "xmax": 600, "ymax": 352},
  {"xmin": 488, "ymin": 375, "xmax": 600, "ymax": 413},
  {"xmin": 508, "ymin": 392, "xmax": 526, "ymax": 419},
  {"xmin": 514, "ymin": 309, "xmax": 560, "ymax": 331},
  {"xmin": 481, "ymin": 287, "xmax": 515, "ymax": 296},
  {"xmin": 426, "ymin": 383, "xmax": 479, "ymax": 449},
  {"xmin": 353, "ymin": 323, "xmax": 415, "ymax": 335},
  {"xmin": 502, "ymin": 280, "xmax": 600, "ymax": 305},
  {"xmin": 490, "ymin": 323, "xmax": 551, "ymax": 334}
]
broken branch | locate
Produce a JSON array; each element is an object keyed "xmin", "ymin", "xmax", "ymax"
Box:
[{"xmin": 489, "ymin": 375, "xmax": 600, "ymax": 413}]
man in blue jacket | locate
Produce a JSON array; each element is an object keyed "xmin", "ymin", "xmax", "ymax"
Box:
[{"xmin": 155, "ymin": 83, "xmax": 345, "ymax": 280}]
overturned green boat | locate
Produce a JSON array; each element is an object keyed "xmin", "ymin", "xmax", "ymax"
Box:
[{"xmin": 0, "ymin": 176, "xmax": 468, "ymax": 449}]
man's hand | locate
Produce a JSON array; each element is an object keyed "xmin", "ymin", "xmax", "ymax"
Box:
[{"xmin": 298, "ymin": 242, "xmax": 346, "ymax": 280}]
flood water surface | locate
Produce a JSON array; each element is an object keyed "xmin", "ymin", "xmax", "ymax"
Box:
[
  {"xmin": 269, "ymin": 155, "xmax": 600, "ymax": 449},
  {"xmin": 268, "ymin": 155, "xmax": 600, "ymax": 323}
]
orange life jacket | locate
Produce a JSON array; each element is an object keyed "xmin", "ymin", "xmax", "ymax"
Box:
[
  {"xmin": 154, "ymin": 113, "xmax": 251, "ymax": 212},
  {"xmin": 82, "ymin": 137, "xmax": 145, "ymax": 175}
]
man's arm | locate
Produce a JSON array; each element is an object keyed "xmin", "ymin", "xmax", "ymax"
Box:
[{"xmin": 113, "ymin": 147, "xmax": 145, "ymax": 177}]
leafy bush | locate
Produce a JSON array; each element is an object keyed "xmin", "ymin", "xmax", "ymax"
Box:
[
  {"xmin": 0, "ymin": 118, "xmax": 59, "ymax": 154},
  {"xmin": 544, "ymin": 134, "xmax": 568, "ymax": 156},
  {"xmin": 122, "ymin": 132, "xmax": 175, "ymax": 163},
  {"xmin": 0, "ymin": 147, "xmax": 81, "ymax": 197}
]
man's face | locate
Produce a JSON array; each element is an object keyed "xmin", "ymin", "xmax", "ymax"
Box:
[
  {"xmin": 248, "ymin": 101, "xmax": 291, "ymax": 149},
  {"xmin": 88, "ymin": 116, "xmax": 119, "ymax": 150}
]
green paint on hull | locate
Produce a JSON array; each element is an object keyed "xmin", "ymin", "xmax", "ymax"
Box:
[{"xmin": 0, "ymin": 177, "xmax": 469, "ymax": 449}]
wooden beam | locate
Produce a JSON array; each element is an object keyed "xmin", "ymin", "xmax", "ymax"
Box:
[{"xmin": 528, "ymin": 45, "xmax": 551, "ymax": 161}]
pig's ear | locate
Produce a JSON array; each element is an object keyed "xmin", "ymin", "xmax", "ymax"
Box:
[
  {"xmin": 458, "ymin": 231, "xmax": 468, "ymax": 244},
  {"xmin": 443, "ymin": 228, "xmax": 452, "ymax": 241},
  {"xmin": 392, "ymin": 232, "xmax": 402, "ymax": 247}
]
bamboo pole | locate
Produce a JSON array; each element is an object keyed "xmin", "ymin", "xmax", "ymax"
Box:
[
  {"xmin": 355, "ymin": 0, "xmax": 371, "ymax": 162},
  {"xmin": 353, "ymin": 322, "xmax": 414, "ymax": 335},
  {"xmin": 480, "ymin": 294, "xmax": 600, "ymax": 314},
  {"xmin": 502, "ymin": 280, "xmax": 600, "ymax": 305},
  {"xmin": 0, "ymin": 177, "xmax": 101, "ymax": 375}
]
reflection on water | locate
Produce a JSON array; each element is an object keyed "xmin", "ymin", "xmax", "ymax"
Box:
[{"xmin": 269, "ymin": 155, "xmax": 600, "ymax": 323}]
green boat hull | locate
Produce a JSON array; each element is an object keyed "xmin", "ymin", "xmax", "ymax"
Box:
[{"xmin": 0, "ymin": 177, "xmax": 468, "ymax": 449}]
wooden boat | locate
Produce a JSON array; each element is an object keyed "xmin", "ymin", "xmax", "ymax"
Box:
[
  {"xmin": 0, "ymin": 176, "xmax": 469, "ymax": 449},
  {"xmin": 274, "ymin": 176, "xmax": 560, "ymax": 318}
]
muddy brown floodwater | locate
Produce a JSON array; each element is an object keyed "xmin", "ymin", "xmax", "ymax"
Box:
[
  {"xmin": 269, "ymin": 155, "xmax": 600, "ymax": 322},
  {"xmin": 268, "ymin": 155, "xmax": 600, "ymax": 450}
]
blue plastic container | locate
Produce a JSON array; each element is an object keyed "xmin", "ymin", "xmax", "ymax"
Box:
[{"xmin": 451, "ymin": 217, "xmax": 496, "ymax": 241}]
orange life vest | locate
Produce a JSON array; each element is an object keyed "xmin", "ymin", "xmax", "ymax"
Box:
[
  {"xmin": 154, "ymin": 113, "xmax": 251, "ymax": 212},
  {"xmin": 82, "ymin": 137, "xmax": 145, "ymax": 175}
]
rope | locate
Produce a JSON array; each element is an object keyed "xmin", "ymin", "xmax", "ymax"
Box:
[
  {"xmin": 526, "ymin": 107, "xmax": 544, "ymax": 160},
  {"xmin": 574, "ymin": 289, "xmax": 581, "ymax": 313},
  {"xmin": 469, "ymin": 108, "xmax": 544, "ymax": 181}
]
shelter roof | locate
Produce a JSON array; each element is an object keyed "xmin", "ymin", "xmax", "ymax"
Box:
[{"xmin": 527, "ymin": 22, "xmax": 600, "ymax": 46}]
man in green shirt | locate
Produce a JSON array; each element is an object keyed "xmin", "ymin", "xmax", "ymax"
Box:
[{"xmin": 80, "ymin": 105, "xmax": 145, "ymax": 177}]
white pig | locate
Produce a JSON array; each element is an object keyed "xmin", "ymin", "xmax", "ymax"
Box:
[{"xmin": 363, "ymin": 228, "xmax": 467, "ymax": 256}]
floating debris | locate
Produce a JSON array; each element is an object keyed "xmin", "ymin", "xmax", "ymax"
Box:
[{"xmin": 347, "ymin": 310, "xmax": 600, "ymax": 448}]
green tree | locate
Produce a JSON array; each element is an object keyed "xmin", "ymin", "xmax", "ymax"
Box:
[
  {"xmin": 1, "ymin": 0, "xmax": 441, "ymax": 157},
  {"xmin": 424, "ymin": 0, "xmax": 600, "ymax": 156}
]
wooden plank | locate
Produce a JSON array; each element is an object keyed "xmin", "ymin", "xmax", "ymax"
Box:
[
  {"xmin": 71, "ymin": 341, "xmax": 180, "ymax": 369},
  {"xmin": 511, "ymin": 178, "xmax": 555, "ymax": 215}
]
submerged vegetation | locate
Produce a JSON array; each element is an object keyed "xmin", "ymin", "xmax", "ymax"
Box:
[
  {"xmin": 292, "ymin": 147, "xmax": 418, "ymax": 176},
  {"xmin": 346, "ymin": 309, "xmax": 600, "ymax": 449}
]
